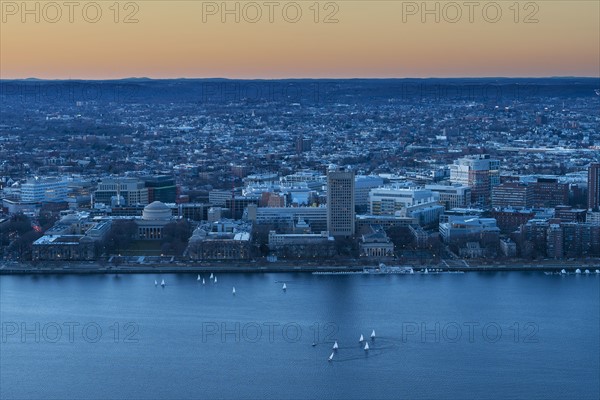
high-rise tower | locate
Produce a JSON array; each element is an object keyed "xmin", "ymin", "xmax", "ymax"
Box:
[
  {"xmin": 588, "ymin": 163, "xmax": 600, "ymax": 211},
  {"xmin": 327, "ymin": 166, "xmax": 355, "ymax": 237}
]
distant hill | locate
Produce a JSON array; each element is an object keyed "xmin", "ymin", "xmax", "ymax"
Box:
[{"xmin": 1, "ymin": 77, "xmax": 598, "ymax": 105}]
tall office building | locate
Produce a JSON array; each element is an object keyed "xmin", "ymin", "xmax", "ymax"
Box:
[
  {"xmin": 588, "ymin": 163, "xmax": 600, "ymax": 211},
  {"xmin": 327, "ymin": 166, "xmax": 355, "ymax": 236},
  {"xmin": 449, "ymin": 154, "xmax": 500, "ymax": 205},
  {"xmin": 144, "ymin": 175, "xmax": 177, "ymax": 203}
]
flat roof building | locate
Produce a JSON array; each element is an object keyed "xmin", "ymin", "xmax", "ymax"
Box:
[{"xmin": 327, "ymin": 167, "xmax": 355, "ymax": 237}]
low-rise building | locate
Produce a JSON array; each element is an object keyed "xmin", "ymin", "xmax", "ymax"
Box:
[
  {"xmin": 268, "ymin": 230, "xmax": 335, "ymax": 259},
  {"xmin": 358, "ymin": 226, "xmax": 394, "ymax": 258},
  {"xmin": 500, "ymin": 238, "xmax": 517, "ymax": 257},
  {"xmin": 187, "ymin": 221, "xmax": 251, "ymax": 260},
  {"xmin": 459, "ymin": 242, "xmax": 484, "ymax": 258},
  {"xmin": 425, "ymin": 184, "xmax": 471, "ymax": 209},
  {"xmin": 32, "ymin": 213, "xmax": 112, "ymax": 261},
  {"xmin": 492, "ymin": 182, "xmax": 534, "ymax": 208},
  {"xmin": 439, "ymin": 216, "xmax": 500, "ymax": 243},
  {"xmin": 21, "ymin": 177, "xmax": 68, "ymax": 203}
]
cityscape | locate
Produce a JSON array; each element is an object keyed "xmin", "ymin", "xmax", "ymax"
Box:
[
  {"xmin": 0, "ymin": 79, "xmax": 599, "ymax": 272},
  {"xmin": 1, "ymin": 1, "xmax": 599, "ymax": 400}
]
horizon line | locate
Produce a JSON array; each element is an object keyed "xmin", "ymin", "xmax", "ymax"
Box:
[{"xmin": 1, "ymin": 75, "xmax": 599, "ymax": 82}]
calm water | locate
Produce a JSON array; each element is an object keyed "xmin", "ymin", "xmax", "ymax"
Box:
[{"xmin": 1, "ymin": 272, "xmax": 599, "ymax": 400}]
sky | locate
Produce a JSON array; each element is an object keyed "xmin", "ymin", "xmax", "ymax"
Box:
[{"xmin": 1, "ymin": 1, "xmax": 599, "ymax": 79}]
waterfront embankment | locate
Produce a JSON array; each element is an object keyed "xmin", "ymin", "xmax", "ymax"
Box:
[{"xmin": 1, "ymin": 260, "xmax": 599, "ymax": 275}]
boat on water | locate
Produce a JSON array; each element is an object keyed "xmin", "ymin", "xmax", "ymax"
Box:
[
  {"xmin": 364, "ymin": 342, "xmax": 369, "ymax": 351},
  {"xmin": 210, "ymin": 273, "xmax": 214, "ymax": 279},
  {"xmin": 596, "ymin": 270, "xmax": 600, "ymax": 274},
  {"xmin": 561, "ymin": 269, "xmax": 567, "ymax": 274},
  {"xmin": 423, "ymin": 268, "xmax": 429, "ymax": 274},
  {"xmin": 359, "ymin": 334, "xmax": 364, "ymax": 342},
  {"xmin": 197, "ymin": 274, "xmax": 201, "ymax": 281},
  {"xmin": 282, "ymin": 283, "xmax": 287, "ymax": 291},
  {"xmin": 160, "ymin": 279, "xmax": 165, "ymax": 287},
  {"xmin": 371, "ymin": 330, "xmax": 376, "ymax": 340},
  {"xmin": 333, "ymin": 341, "xmax": 338, "ymax": 350},
  {"xmin": 584, "ymin": 269, "xmax": 590, "ymax": 274},
  {"xmin": 575, "ymin": 269, "xmax": 582, "ymax": 274},
  {"xmin": 214, "ymin": 276, "xmax": 218, "ymax": 283},
  {"xmin": 154, "ymin": 280, "xmax": 158, "ymax": 286},
  {"xmin": 328, "ymin": 352, "xmax": 334, "ymax": 362},
  {"xmin": 363, "ymin": 265, "xmax": 414, "ymax": 274},
  {"xmin": 232, "ymin": 286, "xmax": 236, "ymax": 295},
  {"xmin": 202, "ymin": 278, "xmax": 205, "ymax": 285}
]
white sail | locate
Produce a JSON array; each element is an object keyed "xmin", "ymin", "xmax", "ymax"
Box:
[
  {"xmin": 197, "ymin": 274, "xmax": 201, "ymax": 281},
  {"xmin": 202, "ymin": 278, "xmax": 205, "ymax": 285},
  {"xmin": 575, "ymin": 269, "xmax": 581, "ymax": 274},
  {"xmin": 584, "ymin": 269, "xmax": 590, "ymax": 274},
  {"xmin": 424, "ymin": 268, "xmax": 429, "ymax": 274},
  {"xmin": 154, "ymin": 280, "xmax": 157, "ymax": 286},
  {"xmin": 359, "ymin": 334, "xmax": 364, "ymax": 342},
  {"xmin": 364, "ymin": 342, "xmax": 369, "ymax": 351},
  {"xmin": 561, "ymin": 269, "xmax": 567, "ymax": 274},
  {"xmin": 371, "ymin": 330, "xmax": 376, "ymax": 339},
  {"xmin": 232, "ymin": 286, "xmax": 236, "ymax": 295},
  {"xmin": 333, "ymin": 341, "xmax": 338, "ymax": 350},
  {"xmin": 328, "ymin": 352, "xmax": 334, "ymax": 361},
  {"xmin": 210, "ymin": 273, "xmax": 214, "ymax": 279},
  {"xmin": 214, "ymin": 276, "xmax": 217, "ymax": 283},
  {"xmin": 282, "ymin": 283, "xmax": 287, "ymax": 290},
  {"xmin": 161, "ymin": 279, "xmax": 165, "ymax": 287}
]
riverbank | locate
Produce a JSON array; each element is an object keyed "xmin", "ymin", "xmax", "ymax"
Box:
[{"xmin": 1, "ymin": 259, "xmax": 599, "ymax": 275}]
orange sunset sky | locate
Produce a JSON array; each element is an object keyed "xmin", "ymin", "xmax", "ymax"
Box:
[{"xmin": 0, "ymin": 1, "xmax": 598, "ymax": 79}]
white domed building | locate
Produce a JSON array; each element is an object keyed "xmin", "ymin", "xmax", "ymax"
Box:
[{"xmin": 136, "ymin": 201, "xmax": 174, "ymax": 240}]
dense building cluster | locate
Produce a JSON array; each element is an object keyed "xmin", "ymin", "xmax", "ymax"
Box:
[{"xmin": 1, "ymin": 79, "xmax": 599, "ymax": 264}]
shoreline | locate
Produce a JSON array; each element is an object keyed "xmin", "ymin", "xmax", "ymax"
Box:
[{"xmin": 1, "ymin": 260, "xmax": 599, "ymax": 275}]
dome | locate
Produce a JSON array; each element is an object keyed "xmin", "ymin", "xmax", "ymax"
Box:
[
  {"xmin": 142, "ymin": 201, "xmax": 171, "ymax": 220},
  {"xmin": 145, "ymin": 201, "xmax": 170, "ymax": 211}
]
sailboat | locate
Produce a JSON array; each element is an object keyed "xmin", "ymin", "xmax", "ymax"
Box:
[
  {"xmin": 202, "ymin": 278, "xmax": 205, "ymax": 285},
  {"xmin": 359, "ymin": 334, "xmax": 364, "ymax": 342},
  {"xmin": 154, "ymin": 280, "xmax": 158, "ymax": 286},
  {"xmin": 232, "ymin": 286, "xmax": 236, "ymax": 295},
  {"xmin": 328, "ymin": 352, "xmax": 334, "ymax": 362},
  {"xmin": 214, "ymin": 276, "xmax": 217, "ymax": 283},
  {"xmin": 282, "ymin": 283, "xmax": 287, "ymax": 291},
  {"xmin": 424, "ymin": 268, "xmax": 429, "ymax": 274},
  {"xmin": 371, "ymin": 330, "xmax": 376, "ymax": 340},
  {"xmin": 160, "ymin": 279, "xmax": 165, "ymax": 287},
  {"xmin": 210, "ymin": 273, "xmax": 214, "ymax": 279},
  {"xmin": 364, "ymin": 342, "xmax": 369, "ymax": 351},
  {"xmin": 333, "ymin": 341, "xmax": 338, "ymax": 350},
  {"xmin": 561, "ymin": 269, "xmax": 567, "ymax": 274},
  {"xmin": 197, "ymin": 274, "xmax": 201, "ymax": 281}
]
